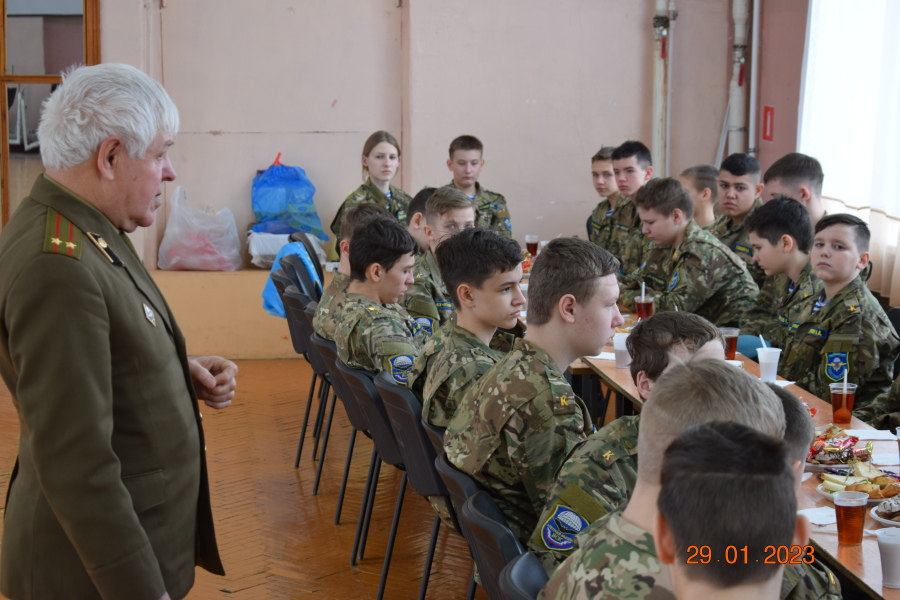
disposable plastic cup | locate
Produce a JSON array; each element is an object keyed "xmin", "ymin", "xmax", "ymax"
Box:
[
  {"xmin": 834, "ymin": 491, "xmax": 868, "ymax": 545},
  {"xmin": 635, "ymin": 296, "xmax": 653, "ymax": 321},
  {"xmin": 757, "ymin": 347, "xmax": 782, "ymax": 383},
  {"xmin": 719, "ymin": 327, "xmax": 739, "ymax": 360},
  {"xmin": 830, "ymin": 382, "xmax": 858, "ymax": 425},
  {"xmin": 613, "ymin": 333, "xmax": 631, "ymax": 369},
  {"xmin": 877, "ymin": 528, "xmax": 900, "ymax": 588}
]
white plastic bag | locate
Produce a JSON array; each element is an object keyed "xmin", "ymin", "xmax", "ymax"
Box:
[{"xmin": 158, "ymin": 187, "xmax": 242, "ymax": 271}]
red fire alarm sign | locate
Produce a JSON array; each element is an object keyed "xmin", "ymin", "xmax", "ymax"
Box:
[{"xmin": 763, "ymin": 105, "xmax": 775, "ymax": 142}]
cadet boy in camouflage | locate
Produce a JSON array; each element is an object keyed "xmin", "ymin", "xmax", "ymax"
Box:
[
  {"xmin": 406, "ymin": 228, "xmax": 525, "ymax": 427},
  {"xmin": 402, "ymin": 188, "xmax": 475, "ymax": 335},
  {"xmin": 330, "ymin": 130, "xmax": 412, "ymax": 236},
  {"xmin": 763, "ymin": 153, "xmax": 827, "ymax": 227},
  {"xmin": 527, "ymin": 312, "xmax": 724, "ymax": 573},
  {"xmin": 314, "ymin": 203, "xmax": 393, "ymax": 341},
  {"xmin": 445, "ymin": 135, "xmax": 512, "ymax": 237},
  {"xmin": 619, "ymin": 178, "xmax": 758, "ymax": 327},
  {"xmin": 741, "ymin": 197, "xmax": 822, "ymax": 346},
  {"xmin": 779, "ymin": 214, "xmax": 899, "ymax": 409},
  {"xmin": 444, "ymin": 238, "xmax": 624, "ymax": 542},
  {"xmin": 610, "ymin": 141, "xmax": 655, "ymax": 277},
  {"xmin": 655, "ymin": 422, "xmax": 808, "ymax": 600},
  {"xmin": 332, "ymin": 218, "xmax": 427, "ymax": 385},
  {"xmin": 405, "ymin": 187, "xmax": 435, "ymax": 254},
  {"xmin": 539, "ymin": 360, "xmax": 786, "ymax": 600},
  {"xmin": 677, "ymin": 164, "xmax": 719, "ymax": 229},
  {"xmin": 587, "ymin": 146, "xmax": 632, "ymax": 258},
  {"xmin": 709, "ymin": 153, "xmax": 766, "ymax": 287}
]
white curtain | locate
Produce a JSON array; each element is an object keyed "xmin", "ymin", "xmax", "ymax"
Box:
[{"xmin": 799, "ymin": 0, "xmax": 900, "ymax": 304}]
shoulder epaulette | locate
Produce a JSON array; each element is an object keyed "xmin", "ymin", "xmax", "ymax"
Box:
[
  {"xmin": 43, "ymin": 208, "xmax": 83, "ymax": 260},
  {"xmin": 85, "ymin": 232, "xmax": 123, "ymax": 266}
]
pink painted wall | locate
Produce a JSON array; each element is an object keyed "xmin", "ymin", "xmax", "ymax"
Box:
[{"xmin": 756, "ymin": 0, "xmax": 809, "ymax": 171}]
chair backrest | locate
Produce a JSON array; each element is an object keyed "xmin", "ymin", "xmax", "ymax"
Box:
[
  {"xmin": 281, "ymin": 290, "xmax": 330, "ymax": 379},
  {"xmin": 498, "ymin": 552, "xmax": 548, "ymax": 600},
  {"xmin": 888, "ymin": 307, "xmax": 900, "ymax": 378},
  {"xmin": 461, "ymin": 491, "xmax": 526, "ymax": 600},
  {"xmin": 310, "ymin": 333, "xmax": 369, "ymax": 432},
  {"xmin": 270, "ymin": 268, "xmax": 293, "ymax": 297},
  {"xmin": 281, "ymin": 253, "xmax": 322, "ymax": 302},
  {"xmin": 375, "ymin": 372, "xmax": 448, "ymax": 499},
  {"xmin": 335, "ymin": 360, "xmax": 404, "ymax": 468},
  {"xmin": 289, "ymin": 231, "xmax": 326, "ymax": 283},
  {"xmin": 435, "ymin": 452, "xmax": 484, "ymax": 541},
  {"xmin": 276, "ymin": 281, "xmax": 309, "ymax": 356},
  {"xmin": 421, "ymin": 418, "xmax": 447, "ymax": 456}
]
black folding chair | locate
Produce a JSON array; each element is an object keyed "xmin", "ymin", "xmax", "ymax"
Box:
[
  {"xmin": 461, "ymin": 491, "xmax": 526, "ymax": 600},
  {"xmin": 281, "ymin": 253, "xmax": 322, "ymax": 302},
  {"xmin": 435, "ymin": 453, "xmax": 483, "ymax": 599},
  {"xmin": 289, "ymin": 231, "xmax": 326, "ymax": 283},
  {"xmin": 421, "ymin": 418, "xmax": 447, "ymax": 456},
  {"xmin": 498, "ymin": 552, "xmax": 548, "ymax": 600}
]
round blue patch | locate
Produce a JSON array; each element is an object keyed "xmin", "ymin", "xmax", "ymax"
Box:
[{"xmin": 541, "ymin": 504, "xmax": 588, "ymax": 551}]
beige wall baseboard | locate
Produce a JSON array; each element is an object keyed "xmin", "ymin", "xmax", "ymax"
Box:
[{"xmin": 152, "ymin": 270, "xmax": 298, "ymax": 360}]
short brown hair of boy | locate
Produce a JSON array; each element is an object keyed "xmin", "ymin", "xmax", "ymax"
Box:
[
  {"xmin": 591, "ymin": 146, "xmax": 616, "ymax": 164},
  {"xmin": 361, "ymin": 130, "xmax": 401, "ymax": 180},
  {"xmin": 679, "ymin": 164, "xmax": 719, "ymax": 202},
  {"xmin": 764, "ymin": 152, "xmax": 824, "ymax": 196},
  {"xmin": 448, "ymin": 134, "xmax": 484, "ymax": 158},
  {"xmin": 626, "ymin": 311, "xmax": 723, "ymax": 385},
  {"xmin": 766, "ymin": 383, "xmax": 815, "ymax": 463},
  {"xmin": 659, "ymin": 421, "xmax": 796, "ymax": 588},
  {"xmin": 339, "ymin": 203, "xmax": 394, "ymax": 243},
  {"xmin": 745, "ymin": 196, "xmax": 814, "ymax": 253},
  {"xmin": 526, "ymin": 238, "xmax": 619, "ymax": 326},
  {"xmin": 348, "ymin": 217, "xmax": 418, "ymax": 282},
  {"xmin": 633, "ymin": 177, "xmax": 694, "ymax": 220},
  {"xmin": 815, "ymin": 213, "xmax": 871, "ymax": 253},
  {"xmin": 424, "ymin": 187, "xmax": 476, "ymax": 226},
  {"xmin": 436, "ymin": 228, "xmax": 523, "ymax": 308},
  {"xmin": 637, "ymin": 358, "xmax": 785, "ymax": 483},
  {"xmin": 406, "ymin": 187, "xmax": 436, "ymax": 225}
]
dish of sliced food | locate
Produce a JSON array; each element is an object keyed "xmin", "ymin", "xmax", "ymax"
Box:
[
  {"xmin": 873, "ymin": 499, "xmax": 900, "ymax": 526},
  {"xmin": 817, "ymin": 462, "xmax": 900, "ymax": 502}
]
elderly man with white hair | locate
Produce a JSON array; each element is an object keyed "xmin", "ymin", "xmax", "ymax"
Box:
[{"xmin": 0, "ymin": 63, "xmax": 236, "ymax": 600}]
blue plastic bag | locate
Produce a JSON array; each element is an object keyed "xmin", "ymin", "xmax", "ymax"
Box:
[
  {"xmin": 262, "ymin": 241, "xmax": 323, "ymax": 318},
  {"xmin": 252, "ymin": 153, "xmax": 328, "ymax": 240}
]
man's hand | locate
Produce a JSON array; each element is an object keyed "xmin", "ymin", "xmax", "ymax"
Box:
[{"xmin": 188, "ymin": 356, "xmax": 238, "ymax": 409}]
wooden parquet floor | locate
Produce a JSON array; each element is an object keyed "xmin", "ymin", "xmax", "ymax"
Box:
[{"xmin": 0, "ymin": 360, "xmax": 486, "ymax": 600}]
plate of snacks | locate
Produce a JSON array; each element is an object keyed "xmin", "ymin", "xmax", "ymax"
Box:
[
  {"xmin": 872, "ymin": 499, "xmax": 900, "ymax": 527},
  {"xmin": 805, "ymin": 424, "xmax": 873, "ymax": 472}
]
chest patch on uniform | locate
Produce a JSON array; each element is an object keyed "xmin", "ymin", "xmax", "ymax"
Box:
[
  {"xmin": 826, "ymin": 352, "xmax": 849, "ymax": 381},
  {"xmin": 143, "ymin": 303, "xmax": 157, "ymax": 327},
  {"xmin": 541, "ymin": 504, "xmax": 589, "ymax": 551},
  {"xmin": 389, "ymin": 354, "xmax": 415, "ymax": 384},
  {"xmin": 668, "ymin": 270, "xmax": 680, "ymax": 291},
  {"xmin": 397, "ymin": 211, "xmax": 407, "ymax": 221},
  {"xmin": 503, "ymin": 217, "xmax": 512, "ymax": 231},
  {"xmin": 435, "ymin": 301, "xmax": 453, "ymax": 311},
  {"xmin": 733, "ymin": 243, "xmax": 752, "ymax": 257},
  {"xmin": 413, "ymin": 316, "xmax": 434, "ymax": 336}
]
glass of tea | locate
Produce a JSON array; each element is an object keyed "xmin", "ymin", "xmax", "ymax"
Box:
[
  {"xmin": 829, "ymin": 382, "xmax": 858, "ymax": 425},
  {"xmin": 634, "ymin": 295, "xmax": 653, "ymax": 321},
  {"xmin": 718, "ymin": 327, "xmax": 739, "ymax": 360},
  {"xmin": 834, "ymin": 490, "xmax": 868, "ymax": 545},
  {"xmin": 525, "ymin": 235, "xmax": 539, "ymax": 256}
]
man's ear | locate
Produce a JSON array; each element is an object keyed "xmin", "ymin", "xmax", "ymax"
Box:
[
  {"xmin": 636, "ymin": 371, "xmax": 653, "ymax": 401},
  {"xmin": 644, "ymin": 166, "xmax": 654, "ymax": 181},
  {"xmin": 671, "ymin": 208, "xmax": 684, "ymax": 226},
  {"xmin": 701, "ymin": 187, "xmax": 713, "ymax": 202},
  {"xmin": 654, "ymin": 512, "xmax": 676, "ymax": 566},
  {"xmin": 754, "ymin": 182, "xmax": 765, "ymax": 198},
  {"xmin": 557, "ymin": 294, "xmax": 577, "ymax": 324},
  {"xmin": 446, "ymin": 158, "xmax": 453, "ymax": 171},
  {"xmin": 339, "ymin": 239, "xmax": 350, "ymax": 256},
  {"xmin": 780, "ymin": 234, "xmax": 796, "ymax": 253},
  {"xmin": 798, "ymin": 185, "xmax": 813, "ymax": 204},
  {"xmin": 366, "ymin": 262, "xmax": 383, "ymax": 282},
  {"xmin": 793, "ymin": 514, "xmax": 811, "ymax": 548},
  {"xmin": 410, "ymin": 212, "xmax": 425, "ymax": 229},
  {"xmin": 96, "ymin": 137, "xmax": 123, "ymax": 181},
  {"xmin": 457, "ymin": 283, "xmax": 476, "ymax": 308},
  {"xmin": 858, "ymin": 251, "xmax": 871, "ymax": 271}
]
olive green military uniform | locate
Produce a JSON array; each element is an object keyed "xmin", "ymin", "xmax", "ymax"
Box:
[
  {"xmin": 540, "ymin": 510, "xmax": 841, "ymax": 600},
  {"xmin": 587, "ymin": 195, "xmax": 642, "ymax": 265},
  {"xmin": 528, "ymin": 415, "xmax": 640, "ymax": 574},
  {"xmin": 0, "ymin": 176, "xmax": 222, "ymax": 600},
  {"xmin": 445, "ymin": 181, "xmax": 512, "ymax": 237},
  {"xmin": 402, "ymin": 249, "xmax": 454, "ymax": 336},
  {"xmin": 406, "ymin": 321, "xmax": 505, "ymax": 428},
  {"xmin": 779, "ymin": 277, "xmax": 900, "ymax": 410},
  {"xmin": 708, "ymin": 198, "xmax": 767, "ymax": 287},
  {"xmin": 444, "ymin": 338, "xmax": 592, "ymax": 542},
  {"xmin": 333, "ymin": 293, "xmax": 426, "ymax": 385},
  {"xmin": 313, "ymin": 271, "xmax": 350, "ymax": 341},
  {"xmin": 741, "ymin": 263, "xmax": 822, "ymax": 348},
  {"xmin": 329, "ymin": 180, "xmax": 412, "ymax": 237},
  {"xmin": 620, "ymin": 220, "xmax": 758, "ymax": 327},
  {"xmin": 616, "ymin": 226, "xmax": 652, "ymax": 279},
  {"xmin": 857, "ymin": 375, "xmax": 900, "ymax": 430}
]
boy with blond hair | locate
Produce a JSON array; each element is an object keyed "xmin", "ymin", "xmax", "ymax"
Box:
[{"xmin": 445, "ymin": 134, "xmax": 512, "ymax": 237}]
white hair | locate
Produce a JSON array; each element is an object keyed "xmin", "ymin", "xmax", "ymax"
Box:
[{"xmin": 38, "ymin": 63, "xmax": 179, "ymax": 170}]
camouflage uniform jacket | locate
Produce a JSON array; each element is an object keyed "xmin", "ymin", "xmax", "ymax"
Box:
[
  {"xmin": 619, "ymin": 220, "xmax": 758, "ymax": 327},
  {"xmin": 329, "ymin": 180, "xmax": 412, "ymax": 237},
  {"xmin": 779, "ymin": 277, "xmax": 900, "ymax": 410},
  {"xmin": 444, "ymin": 337, "xmax": 592, "ymax": 542},
  {"xmin": 406, "ymin": 321, "xmax": 504, "ymax": 428},
  {"xmin": 857, "ymin": 375, "xmax": 900, "ymax": 430},
  {"xmin": 402, "ymin": 249, "xmax": 454, "ymax": 336},
  {"xmin": 444, "ymin": 181, "xmax": 512, "ymax": 237},
  {"xmin": 539, "ymin": 512, "xmax": 841, "ymax": 600},
  {"xmin": 741, "ymin": 262, "xmax": 821, "ymax": 347},
  {"xmin": 313, "ymin": 271, "xmax": 350, "ymax": 341},
  {"xmin": 333, "ymin": 293, "xmax": 426, "ymax": 385},
  {"xmin": 587, "ymin": 195, "xmax": 642, "ymax": 265},
  {"xmin": 528, "ymin": 415, "xmax": 640, "ymax": 574},
  {"xmin": 616, "ymin": 223, "xmax": 652, "ymax": 279},
  {"xmin": 708, "ymin": 197, "xmax": 766, "ymax": 287}
]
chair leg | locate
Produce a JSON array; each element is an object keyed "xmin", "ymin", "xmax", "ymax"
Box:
[
  {"xmin": 417, "ymin": 514, "xmax": 442, "ymax": 600},
  {"xmin": 351, "ymin": 449, "xmax": 379, "ymax": 566},
  {"xmin": 294, "ymin": 373, "xmax": 320, "ymax": 468},
  {"xmin": 358, "ymin": 458, "xmax": 382, "ymax": 561},
  {"xmin": 311, "ymin": 378, "xmax": 330, "ymax": 460},
  {"xmin": 334, "ymin": 427, "xmax": 358, "ymax": 525},
  {"xmin": 466, "ymin": 565, "xmax": 477, "ymax": 600},
  {"xmin": 312, "ymin": 391, "xmax": 338, "ymax": 496},
  {"xmin": 376, "ymin": 472, "xmax": 408, "ymax": 600}
]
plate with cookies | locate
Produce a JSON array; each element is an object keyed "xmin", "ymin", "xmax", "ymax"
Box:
[{"xmin": 872, "ymin": 500, "xmax": 900, "ymax": 527}]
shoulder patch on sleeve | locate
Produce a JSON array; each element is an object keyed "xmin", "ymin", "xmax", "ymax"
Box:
[
  {"xmin": 413, "ymin": 316, "xmax": 434, "ymax": 336},
  {"xmin": 825, "ymin": 352, "xmax": 849, "ymax": 382},
  {"xmin": 539, "ymin": 504, "xmax": 590, "ymax": 551},
  {"xmin": 43, "ymin": 208, "xmax": 83, "ymax": 260},
  {"xmin": 389, "ymin": 354, "xmax": 415, "ymax": 384},
  {"xmin": 668, "ymin": 270, "xmax": 680, "ymax": 291}
]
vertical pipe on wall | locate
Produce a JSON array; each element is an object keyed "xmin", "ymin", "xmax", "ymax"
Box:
[
  {"xmin": 727, "ymin": 0, "xmax": 750, "ymax": 155},
  {"xmin": 747, "ymin": 0, "xmax": 760, "ymax": 155},
  {"xmin": 652, "ymin": 0, "xmax": 677, "ymax": 176}
]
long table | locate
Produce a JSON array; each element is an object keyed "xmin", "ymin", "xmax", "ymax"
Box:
[{"xmin": 581, "ymin": 350, "xmax": 900, "ymax": 599}]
